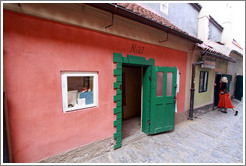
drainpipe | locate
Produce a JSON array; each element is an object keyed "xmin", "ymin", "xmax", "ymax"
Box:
[
  {"xmin": 105, "ymin": 5, "xmax": 117, "ymax": 29},
  {"xmin": 188, "ymin": 55, "xmax": 205, "ymax": 120}
]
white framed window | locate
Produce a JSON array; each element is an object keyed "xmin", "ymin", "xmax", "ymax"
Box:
[
  {"xmin": 160, "ymin": 2, "xmax": 168, "ymax": 15},
  {"xmin": 199, "ymin": 71, "xmax": 209, "ymax": 93},
  {"xmin": 61, "ymin": 71, "xmax": 98, "ymax": 112}
]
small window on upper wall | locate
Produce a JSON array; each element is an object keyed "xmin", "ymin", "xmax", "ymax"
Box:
[
  {"xmin": 160, "ymin": 2, "xmax": 168, "ymax": 15},
  {"xmin": 61, "ymin": 71, "xmax": 98, "ymax": 112},
  {"xmin": 199, "ymin": 71, "xmax": 209, "ymax": 93}
]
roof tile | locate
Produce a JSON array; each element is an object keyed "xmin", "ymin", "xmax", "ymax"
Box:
[
  {"xmin": 116, "ymin": 3, "xmax": 190, "ymax": 36},
  {"xmin": 132, "ymin": 5, "xmax": 140, "ymax": 14},
  {"xmin": 117, "ymin": 3, "xmax": 129, "ymax": 8},
  {"xmin": 197, "ymin": 42, "xmax": 237, "ymax": 62}
]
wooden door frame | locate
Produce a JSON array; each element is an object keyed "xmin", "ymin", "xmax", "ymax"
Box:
[{"xmin": 113, "ymin": 53, "xmax": 155, "ymax": 149}]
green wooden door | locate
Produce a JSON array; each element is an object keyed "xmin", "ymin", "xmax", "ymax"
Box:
[
  {"xmin": 149, "ymin": 66, "xmax": 177, "ymax": 134},
  {"xmin": 235, "ymin": 75, "xmax": 243, "ymax": 101}
]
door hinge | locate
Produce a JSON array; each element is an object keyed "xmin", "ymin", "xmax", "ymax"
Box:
[
  {"xmin": 116, "ymin": 83, "xmax": 122, "ymax": 90},
  {"xmin": 174, "ymin": 84, "xmax": 177, "ymax": 88},
  {"xmin": 148, "ymin": 120, "xmax": 150, "ymax": 126}
]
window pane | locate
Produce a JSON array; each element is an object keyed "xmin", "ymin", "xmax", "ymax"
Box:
[
  {"xmin": 199, "ymin": 72, "xmax": 204, "ymax": 92},
  {"xmin": 157, "ymin": 72, "xmax": 163, "ymax": 96},
  {"xmin": 204, "ymin": 72, "xmax": 208, "ymax": 91},
  {"xmin": 166, "ymin": 72, "xmax": 173, "ymax": 96},
  {"xmin": 67, "ymin": 76, "xmax": 93, "ymax": 108}
]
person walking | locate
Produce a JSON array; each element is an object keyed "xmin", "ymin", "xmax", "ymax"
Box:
[{"xmin": 218, "ymin": 77, "xmax": 238, "ymax": 115}]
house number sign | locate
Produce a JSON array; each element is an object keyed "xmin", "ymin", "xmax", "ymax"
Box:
[{"xmin": 130, "ymin": 44, "xmax": 145, "ymax": 54}]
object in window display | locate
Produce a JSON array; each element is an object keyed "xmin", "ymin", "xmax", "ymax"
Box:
[
  {"xmin": 79, "ymin": 91, "xmax": 93, "ymax": 105},
  {"xmin": 67, "ymin": 76, "xmax": 94, "ymax": 106},
  {"xmin": 78, "ymin": 98, "xmax": 86, "ymax": 106},
  {"xmin": 67, "ymin": 90, "xmax": 78, "ymax": 107},
  {"xmin": 61, "ymin": 72, "xmax": 98, "ymax": 112},
  {"xmin": 80, "ymin": 82, "xmax": 91, "ymax": 92}
]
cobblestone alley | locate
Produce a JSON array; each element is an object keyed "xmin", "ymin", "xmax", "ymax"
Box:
[{"xmin": 86, "ymin": 99, "xmax": 244, "ymax": 163}]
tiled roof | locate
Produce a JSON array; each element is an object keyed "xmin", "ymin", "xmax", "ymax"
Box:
[
  {"xmin": 86, "ymin": 3, "xmax": 202, "ymax": 43},
  {"xmin": 206, "ymin": 41, "xmax": 231, "ymax": 56},
  {"xmin": 116, "ymin": 3, "xmax": 199, "ymax": 40},
  {"xmin": 197, "ymin": 41, "xmax": 237, "ymax": 63},
  {"xmin": 232, "ymin": 39, "xmax": 243, "ymax": 50}
]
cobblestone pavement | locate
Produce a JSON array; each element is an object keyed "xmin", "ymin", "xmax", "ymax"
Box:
[{"xmin": 86, "ymin": 100, "xmax": 244, "ymax": 163}]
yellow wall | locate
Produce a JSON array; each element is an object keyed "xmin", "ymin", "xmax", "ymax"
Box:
[
  {"xmin": 215, "ymin": 59, "xmax": 228, "ymax": 74},
  {"xmin": 228, "ymin": 52, "xmax": 243, "ymax": 75},
  {"xmin": 194, "ymin": 66, "xmax": 214, "ymax": 108},
  {"xmin": 227, "ymin": 52, "xmax": 243, "ymax": 95},
  {"xmin": 193, "ymin": 53, "xmax": 228, "ymax": 108}
]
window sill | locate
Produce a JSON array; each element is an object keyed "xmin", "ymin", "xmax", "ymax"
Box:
[{"xmin": 64, "ymin": 104, "xmax": 98, "ymax": 112}]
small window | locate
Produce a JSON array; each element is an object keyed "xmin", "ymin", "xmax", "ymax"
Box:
[
  {"xmin": 61, "ymin": 72, "xmax": 98, "ymax": 112},
  {"xmin": 157, "ymin": 72, "xmax": 163, "ymax": 96},
  {"xmin": 160, "ymin": 3, "xmax": 168, "ymax": 15},
  {"xmin": 166, "ymin": 72, "xmax": 173, "ymax": 96},
  {"xmin": 199, "ymin": 71, "xmax": 209, "ymax": 93}
]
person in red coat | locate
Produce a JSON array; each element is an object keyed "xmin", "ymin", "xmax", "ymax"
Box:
[{"xmin": 218, "ymin": 77, "xmax": 238, "ymax": 115}]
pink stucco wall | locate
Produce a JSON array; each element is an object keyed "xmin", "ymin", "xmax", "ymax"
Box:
[{"xmin": 3, "ymin": 10, "xmax": 187, "ymax": 162}]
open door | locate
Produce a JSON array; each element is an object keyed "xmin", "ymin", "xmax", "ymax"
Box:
[{"xmin": 149, "ymin": 66, "xmax": 177, "ymax": 134}]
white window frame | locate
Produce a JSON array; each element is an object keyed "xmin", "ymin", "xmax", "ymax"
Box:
[
  {"xmin": 160, "ymin": 2, "xmax": 168, "ymax": 15},
  {"xmin": 61, "ymin": 71, "xmax": 98, "ymax": 112},
  {"xmin": 199, "ymin": 71, "xmax": 209, "ymax": 93}
]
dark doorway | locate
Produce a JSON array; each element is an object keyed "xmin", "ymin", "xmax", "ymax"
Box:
[
  {"xmin": 121, "ymin": 66, "xmax": 142, "ymax": 143},
  {"xmin": 3, "ymin": 92, "xmax": 10, "ymax": 163},
  {"xmin": 214, "ymin": 74, "xmax": 232, "ymax": 107},
  {"xmin": 235, "ymin": 75, "xmax": 243, "ymax": 101}
]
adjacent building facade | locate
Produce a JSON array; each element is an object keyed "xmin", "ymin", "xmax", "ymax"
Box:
[
  {"xmin": 140, "ymin": 2, "xmax": 243, "ymax": 117},
  {"xmin": 194, "ymin": 5, "xmax": 243, "ymax": 113}
]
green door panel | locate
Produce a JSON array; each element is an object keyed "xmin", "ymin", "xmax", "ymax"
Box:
[
  {"xmin": 149, "ymin": 66, "xmax": 177, "ymax": 134},
  {"xmin": 142, "ymin": 66, "xmax": 152, "ymax": 135},
  {"xmin": 113, "ymin": 53, "xmax": 177, "ymax": 148},
  {"xmin": 235, "ymin": 75, "xmax": 243, "ymax": 101},
  {"xmin": 113, "ymin": 53, "xmax": 155, "ymax": 149}
]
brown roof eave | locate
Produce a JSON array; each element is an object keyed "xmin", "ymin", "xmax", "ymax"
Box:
[
  {"xmin": 85, "ymin": 3, "xmax": 203, "ymax": 44},
  {"xmin": 189, "ymin": 3, "xmax": 202, "ymax": 12},
  {"xmin": 209, "ymin": 15, "xmax": 223, "ymax": 31},
  {"xmin": 201, "ymin": 50, "xmax": 237, "ymax": 63},
  {"xmin": 231, "ymin": 50, "xmax": 243, "ymax": 57}
]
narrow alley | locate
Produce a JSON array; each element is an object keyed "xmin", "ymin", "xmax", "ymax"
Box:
[{"xmin": 85, "ymin": 99, "xmax": 243, "ymax": 163}]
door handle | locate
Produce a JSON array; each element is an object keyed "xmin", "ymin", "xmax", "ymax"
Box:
[{"xmin": 174, "ymin": 96, "xmax": 177, "ymax": 103}]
